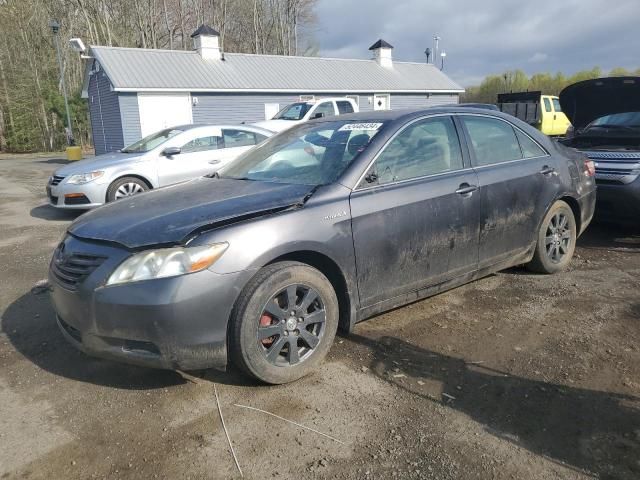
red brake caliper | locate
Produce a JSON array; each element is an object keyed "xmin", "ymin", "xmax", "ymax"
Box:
[{"xmin": 260, "ymin": 314, "xmax": 275, "ymax": 346}]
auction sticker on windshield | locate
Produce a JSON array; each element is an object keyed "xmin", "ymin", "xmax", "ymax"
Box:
[{"xmin": 339, "ymin": 123, "xmax": 383, "ymax": 131}]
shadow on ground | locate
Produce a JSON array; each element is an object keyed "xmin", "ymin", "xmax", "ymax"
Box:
[
  {"xmin": 30, "ymin": 204, "xmax": 84, "ymax": 222},
  {"xmin": 350, "ymin": 333, "xmax": 640, "ymax": 480},
  {"xmin": 36, "ymin": 158, "xmax": 70, "ymax": 165},
  {"xmin": 580, "ymin": 220, "xmax": 640, "ymax": 251}
]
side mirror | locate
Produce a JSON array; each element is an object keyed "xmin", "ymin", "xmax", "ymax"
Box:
[
  {"xmin": 162, "ymin": 146, "xmax": 181, "ymax": 157},
  {"xmin": 312, "ymin": 112, "xmax": 325, "ymax": 119}
]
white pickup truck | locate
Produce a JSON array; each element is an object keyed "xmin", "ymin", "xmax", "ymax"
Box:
[{"xmin": 253, "ymin": 97, "xmax": 359, "ymax": 133}]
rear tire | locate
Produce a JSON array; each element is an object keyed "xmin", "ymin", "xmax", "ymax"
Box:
[
  {"xmin": 229, "ymin": 261, "xmax": 339, "ymax": 384},
  {"xmin": 106, "ymin": 177, "xmax": 149, "ymax": 202},
  {"xmin": 527, "ymin": 200, "xmax": 576, "ymax": 274}
]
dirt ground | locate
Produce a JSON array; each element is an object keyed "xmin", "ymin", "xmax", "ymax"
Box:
[{"xmin": 1, "ymin": 155, "xmax": 639, "ymax": 480}]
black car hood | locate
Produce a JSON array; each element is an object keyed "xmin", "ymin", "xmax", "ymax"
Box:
[
  {"xmin": 559, "ymin": 76, "xmax": 640, "ymax": 129},
  {"xmin": 68, "ymin": 178, "xmax": 314, "ymax": 249}
]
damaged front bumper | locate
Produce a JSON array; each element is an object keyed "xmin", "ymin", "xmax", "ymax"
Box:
[{"xmin": 49, "ymin": 234, "xmax": 253, "ymax": 371}]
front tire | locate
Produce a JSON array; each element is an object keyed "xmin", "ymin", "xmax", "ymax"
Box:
[
  {"xmin": 527, "ymin": 200, "xmax": 576, "ymax": 274},
  {"xmin": 106, "ymin": 177, "xmax": 148, "ymax": 202},
  {"xmin": 229, "ymin": 261, "xmax": 339, "ymax": 384}
]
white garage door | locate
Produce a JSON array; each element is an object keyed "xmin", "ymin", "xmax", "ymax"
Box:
[{"xmin": 138, "ymin": 93, "xmax": 193, "ymax": 137}]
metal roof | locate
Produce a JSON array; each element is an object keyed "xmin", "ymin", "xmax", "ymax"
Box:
[{"xmin": 89, "ymin": 46, "xmax": 464, "ymax": 94}]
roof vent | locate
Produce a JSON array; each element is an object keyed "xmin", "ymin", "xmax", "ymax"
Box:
[
  {"xmin": 369, "ymin": 39, "xmax": 394, "ymax": 68},
  {"xmin": 191, "ymin": 25, "xmax": 222, "ymax": 60}
]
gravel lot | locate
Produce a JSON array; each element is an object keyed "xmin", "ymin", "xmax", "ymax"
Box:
[{"xmin": 1, "ymin": 154, "xmax": 639, "ymax": 480}]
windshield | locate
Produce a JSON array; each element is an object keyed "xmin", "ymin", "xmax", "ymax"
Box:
[
  {"xmin": 589, "ymin": 112, "xmax": 640, "ymax": 128},
  {"xmin": 219, "ymin": 120, "xmax": 387, "ymax": 185},
  {"xmin": 121, "ymin": 128, "xmax": 184, "ymax": 153},
  {"xmin": 273, "ymin": 103, "xmax": 312, "ymax": 121}
]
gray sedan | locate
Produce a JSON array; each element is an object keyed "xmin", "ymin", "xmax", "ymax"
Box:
[
  {"xmin": 47, "ymin": 124, "xmax": 273, "ymax": 209},
  {"xmin": 49, "ymin": 107, "xmax": 596, "ymax": 384}
]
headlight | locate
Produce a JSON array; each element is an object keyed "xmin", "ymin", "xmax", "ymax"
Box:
[
  {"xmin": 106, "ymin": 243, "xmax": 228, "ymax": 286},
  {"xmin": 66, "ymin": 171, "xmax": 104, "ymax": 184}
]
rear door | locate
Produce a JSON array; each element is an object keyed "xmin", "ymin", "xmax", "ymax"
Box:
[
  {"xmin": 459, "ymin": 114, "xmax": 559, "ymax": 269},
  {"xmin": 350, "ymin": 115, "xmax": 480, "ymax": 307}
]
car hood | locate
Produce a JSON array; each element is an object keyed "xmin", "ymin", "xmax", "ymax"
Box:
[
  {"xmin": 252, "ymin": 119, "xmax": 299, "ymax": 132},
  {"xmin": 68, "ymin": 177, "xmax": 314, "ymax": 249},
  {"xmin": 55, "ymin": 151, "xmax": 144, "ymax": 176},
  {"xmin": 559, "ymin": 76, "xmax": 640, "ymax": 129}
]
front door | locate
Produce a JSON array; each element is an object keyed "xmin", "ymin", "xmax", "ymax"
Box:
[
  {"xmin": 459, "ymin": 114, "xmax": 560, "ymax": 269},
  {"xmin": 350, "ymin": 115, "xmax": 480, "ymax": 308},
  {"xmin": 157, "ymin": 130, "xmax": 224, "ymax": 186}
]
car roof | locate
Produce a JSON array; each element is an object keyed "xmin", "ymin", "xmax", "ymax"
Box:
[
  {"xmin": 174, "ymin": 124, "xmax": 274, "ymax": 135},
  {"xmin": 317, "ymin": 106, "xmax": 512, "ymax": 123}
]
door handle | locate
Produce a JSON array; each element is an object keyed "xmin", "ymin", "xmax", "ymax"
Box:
[
  {"xmin": 455, "ymin": 183, "xmax": 478, "ymax": 196},
  {"xmin": 539, "ymin": 166, "xmax": 556, "ymax": 176},
  {"xmin": 208, "ymin": 159, "xmax": 221, "ymax": 165}
]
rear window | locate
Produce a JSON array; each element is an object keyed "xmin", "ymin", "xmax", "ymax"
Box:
[
  {"xmin": 515, "ymin": 129, "xmax": 547, "ymax": 158},
  {"xmin": 337, "ymin": 101, "xmax": 355, "ymax": 114},
  {"xmin": 223, "ymin": 129, "xmax": 257, "ymax": 148},
  {"xmin": 462, "ymin": 116, "xmax": 522, "ymax": 166}
]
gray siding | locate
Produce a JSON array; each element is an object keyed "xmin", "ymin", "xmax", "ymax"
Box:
[
  {"xmin": 88, "ymin": 66, "xmax": 124, "ymax": 154},
  {"xmin": 191, "ymin": 92, "xmax": 459, "ymax": 125},
  {"xmin": 118, "ymin": 93, "xmax": 141, "ymax": 147},
  {"xmin": 358, "ymin": 93, "xmax": 459, "ymax": 112},
  {"xmin": 192, "ymin": 93, "xmax": 309, "ymax": 124}
]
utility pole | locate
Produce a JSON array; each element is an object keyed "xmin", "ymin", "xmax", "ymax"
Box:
[
  {"xmin": 49, "ymin": 20, "xmax": 75, "ymax": 146},
  {"xmin": 433, "ymin": 35, "xmax": 440, "ymax": 65},
  {"xmin": 440, "ymin": 51, "xmax": 447, "ymax": 71}
]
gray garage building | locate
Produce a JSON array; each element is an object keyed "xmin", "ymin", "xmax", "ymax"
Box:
[{"xmin": 82, "ymin": 26, "xmax": 464, "ymax": 155}]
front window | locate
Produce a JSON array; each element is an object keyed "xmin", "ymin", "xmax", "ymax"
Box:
[
  {"xmin": 369, "ymin": 116, "xmax": 463, "ymax": 185},
  {"xmin": 273, "ymin": 103, "xmax": 312, "ymax": 121},
  {"xmin": 121, "ymin": 128, "xmax": 184, "ymax": 153},
  {"xmin": 181, "ymin": 135, "xmax": 220, "ymax": 153},
  {"xmin": 552, "ymin": 98, "xmax": 562, "ymax": 112},
  {"xmin": 219, "ymin": 120, "xmax": 388, "ymax": 185}
]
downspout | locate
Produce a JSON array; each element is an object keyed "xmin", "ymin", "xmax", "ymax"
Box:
[{"xmin": 94, "ymin": 69, "xmax": 107, "ymax": 153}]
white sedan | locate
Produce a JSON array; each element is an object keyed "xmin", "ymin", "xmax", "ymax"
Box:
[{"xmin": 47, "ymin": 124, "xmax": 273, "ymax": 209}]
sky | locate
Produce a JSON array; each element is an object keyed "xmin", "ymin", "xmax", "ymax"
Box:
[{"xmin": 314, "ymin": 0, "xmax": 640, "ymax": 87}]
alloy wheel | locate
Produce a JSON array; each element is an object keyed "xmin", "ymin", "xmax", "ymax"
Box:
[
  {"xmin": 114, "ymin": 182, "xmax": 144, "ymax": 199},
  {"xmin": 545, "ymin": 212, "xmax": 572, "ymax": 263},
  {"xmin": 257, "ymin": 284, "xmax": 326, "ymax": 367}
]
